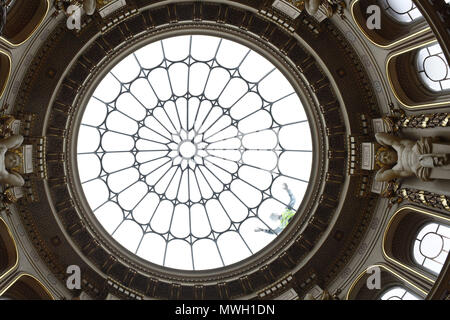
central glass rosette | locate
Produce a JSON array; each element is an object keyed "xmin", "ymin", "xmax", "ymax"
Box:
[{"xmin": 76, "ymin": 34, "xmax": 313, "ymax": 271}]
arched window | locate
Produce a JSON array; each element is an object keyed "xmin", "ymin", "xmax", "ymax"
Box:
[
  {"xmin": 346, "ymin": 264, "xmax": 428, "ymax": 300},
  {"xmin": 379, "ymin": 286, "xmax": 422, "ymax": 300},
  {"xmin": 0, "ymin": 274, "xmax": 53, "ymax": 300},
  {"xmin": 416, "ymin": 43, "xmax": 450, "ymax": 92},
  {"xmin": 1, "ymin": 0, "xmax": 49, "ymax": 46},
  {"xmin": 351, "ymin": 0, "xmax": 432, "ymax": 48},
  {"xmin": 0, "ymin": 50, "xmax": 11, "ymax": 99},
  {"xmin": 0, "ymin": 217, "xmax": 18, "ymax": 279},
  {"xmin": 386, "ymin": 41, "xmax": 450, "ymax": 109},
  {"xmin": 379, "ymin": 0, "xmax": 450, "ymax": 24},
  {"xmin": 378, "ymin": 0, "xmax": 423, "ymax": 23},
  {"xmin": 413, "ymin": 222, "xmax": 450, "ymax": 275}
]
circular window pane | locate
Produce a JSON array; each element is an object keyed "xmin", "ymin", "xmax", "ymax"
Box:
[
  {"xmin": 423, "ymin": 55, "xmax": 448, "ymax": 82},
  {"xmin": 386, "ymin": 0, "xmax": 413, "ymax": 14},
  {"xmin": 76, "ymin": 35, "xmax": 313, "ymax": 271},
  {"xmin": 419, "ymin": 231, "xmax": 444, "ymax": 259}
]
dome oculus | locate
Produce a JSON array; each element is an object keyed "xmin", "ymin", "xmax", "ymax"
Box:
[{"xmin": 76, "ymin": 34, "xmax": 313, "ymax": 271}]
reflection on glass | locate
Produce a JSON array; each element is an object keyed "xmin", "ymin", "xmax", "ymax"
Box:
[{"xmin": 77, "ymin": 35, "xmax": 313, "ymax": 271}]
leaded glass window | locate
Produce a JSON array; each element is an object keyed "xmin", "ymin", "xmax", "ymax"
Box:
[
  {"xmin": 416, "ymin": 43, "xmax": 450, "ymax": 92},
  {"xmin": 378, "ymin": 0, "xmax": 423, "ymax": 23},
  {"xmin": 413, "ymin": 222, "xmax": 450, "ymax": 275},
  {"xmin": 379, "ymin": 0, "xmax": 450, "ymax": 23},
  {"xmin": 76, "ymin": 35, "xmax": 313, "ymax": 271},
  {"xmin": 379, "ymin": 286, "xmax": 421, "ymax": 300}
]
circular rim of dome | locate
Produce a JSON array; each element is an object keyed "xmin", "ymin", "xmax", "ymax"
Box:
[
  {"xmin": 74, "ymin": 33, "xmax": 316, "ymax": 272},
  {"xmin": 67, "ymin": 25, "xmax": 325, "ymax": 279},
  {"xmin": 15, "ymin": 0, "xmax": 384, "ymax": 299}
]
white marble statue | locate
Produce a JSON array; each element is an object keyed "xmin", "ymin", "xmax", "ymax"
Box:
[
  {"xmin": 83, "ymin": 0, "xmax": 96, "ymax": 16},
  {"xmin": 294, "ymin": 0, "xmax": 323, "ymax": 15},
  {"xmin": 0, "ymin": 135, "xmax": 25, "ymax": 187},
  {"xmin": 304, "ymin": 0, "xmax": 322, "ymax": 15},
  {"xmin": 56, "ymin": 0, "xmax": 97, "ymax": 16},
  {"xmin": 375, "ymin": 132, "xmax": 450, "ymax": 182}
]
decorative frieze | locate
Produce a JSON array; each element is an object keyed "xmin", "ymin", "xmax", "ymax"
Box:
[
  {"xmin": 391, "ymin": 187, "xmax": 450, "ymax": 212},
  {"xmin": 395, "ymin": 113, "xmax": 450, "ymax": 130}
]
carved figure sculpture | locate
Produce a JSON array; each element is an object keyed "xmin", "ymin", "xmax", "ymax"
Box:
[
  {"xmin": 304, "ymin": 0, "xmax": 322, "ymax": 15},
  {"xmin": 293, "ymin": 0, "xmax": 324, "ymax": 15},
  {"xmin": 0, "ymin": 135, "xmax": 25, "ymax": 187},
  {"xmin": 55, "ymin": 0, "xmax": 97, "ymax": 16},
  {"xmin": 83, "ymin": 0, "xmax": 96, "ymax": 15},
  {"xmin": 375, "ymin": 132, "xmax": 450, "ymax": 182}
]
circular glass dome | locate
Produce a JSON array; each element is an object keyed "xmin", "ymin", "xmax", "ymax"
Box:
[{"xmin": 76, "ymin": 34, "xmax": 313, "ymax": 271}]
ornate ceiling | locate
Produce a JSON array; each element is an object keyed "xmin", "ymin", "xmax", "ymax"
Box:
[{"xmin": 0, "ymin": 0, "xmax": 449, "ymax": 300}]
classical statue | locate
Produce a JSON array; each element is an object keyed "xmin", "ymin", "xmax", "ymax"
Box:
[
  {"xmin": 293, "ymin": 0, "xmax": 322, "ymax": 15},
  {"xmin": 55, "ymin": 0, "xmax": 97, "ymax": 16},
  {"xmin": 375, "ymin": 132, "xmax": 450, "ymax": 182},
  {"xmin": 83, "ymin": 0, "xmax": 96, "ymax": 16},
  {"xmin": 0, "ymin": 115, "xmax": 21, "ymax": 137},
  {"xmin": 0, "ymin": 135, "xmax": 25, "ymax": 187},
  {"xmin": 304, "ymin": 0, "xmax": 322, "ymax": 15}
]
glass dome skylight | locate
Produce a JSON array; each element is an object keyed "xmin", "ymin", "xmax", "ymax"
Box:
[{"xmin": 76, "ymin": 34, "xmax": 313, "ymax": 271}]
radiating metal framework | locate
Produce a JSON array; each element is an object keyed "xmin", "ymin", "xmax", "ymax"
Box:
[{"xmin": 77, "ymin": 35, "xmax": 313, "ymax": 271}]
